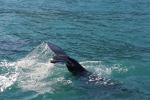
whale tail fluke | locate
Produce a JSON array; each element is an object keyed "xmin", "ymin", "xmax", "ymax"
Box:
[{"xmin": 48, "ymin": 42, "xmax": 90, "ymax": 75}]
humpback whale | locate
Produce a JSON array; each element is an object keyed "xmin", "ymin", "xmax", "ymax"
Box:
[
  {"xmin": 48, "ymin": 43, "xmax": 91, "ymax": 76},
  {"xmin": 48, "ymin": 43, "xmax": 121, "ymax": 86}
]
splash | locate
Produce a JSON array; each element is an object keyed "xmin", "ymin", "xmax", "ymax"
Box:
[
  {"xmin": 0, "ymin": 42, "xmax": 55, "ymax": 93},
  {"xmin": 0, "ymin": 60, "xmax": 18, "ymax": 92},
  {"xmin": 81, "ymin": 61, "xmax": 128, "ymax": 77},
  {"xmin": 16, "ymin": 42, "xmax": 56, "ymax": 93}
]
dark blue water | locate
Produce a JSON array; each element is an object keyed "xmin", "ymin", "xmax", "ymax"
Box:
[{"xmin": 0, "ymin": 0, "xmax": 150, "ymax": 100}]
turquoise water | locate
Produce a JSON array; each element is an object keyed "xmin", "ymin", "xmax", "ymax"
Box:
[{"xmin": 0, "ymin": 0, "xmax": 150, "ymax": 100}]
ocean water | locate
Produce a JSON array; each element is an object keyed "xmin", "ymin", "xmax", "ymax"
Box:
[{"xmin": 0, "ymin": 0, "xmax": 150, "ymax": 100}]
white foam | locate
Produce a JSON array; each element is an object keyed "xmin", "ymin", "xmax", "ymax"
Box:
[
  {"xmin": 16, "ymin": 42, "xmax": 56, "ymax": 93},
  {"xmin": 81, "ymin": 61, "xmax": 128, "ymax": 77},
  {"xmin": 80, "ymin": 61, "xmax": 112, "ymax": 77},
  {"xmin": 0, "ymin": 60, "xmax": 19, "ymax": 92},
  {"xmin": 0, "ymin": 42, "xmax": 55, "ymax": 93}
]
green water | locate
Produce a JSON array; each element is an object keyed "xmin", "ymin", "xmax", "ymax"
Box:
[{"xmin": 0, "ymin": 0, "xmax": 150, "ymax": 100}]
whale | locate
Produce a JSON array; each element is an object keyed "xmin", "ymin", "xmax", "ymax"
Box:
[
  {"xmin": 48, "ymin": 43, "xmax": 91, "ymax": 76},
  {"xmin": 47, "ymin": 43, "xmax": 123, "ymax": 87},
  {"xmin": 48, "ymin": 43, "xmax": 133, "ymax": 88}
]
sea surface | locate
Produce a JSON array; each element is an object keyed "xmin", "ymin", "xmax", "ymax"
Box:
[{"xmin": 0, "ymin": 0, "xmax": 150, "ymax": 100}]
